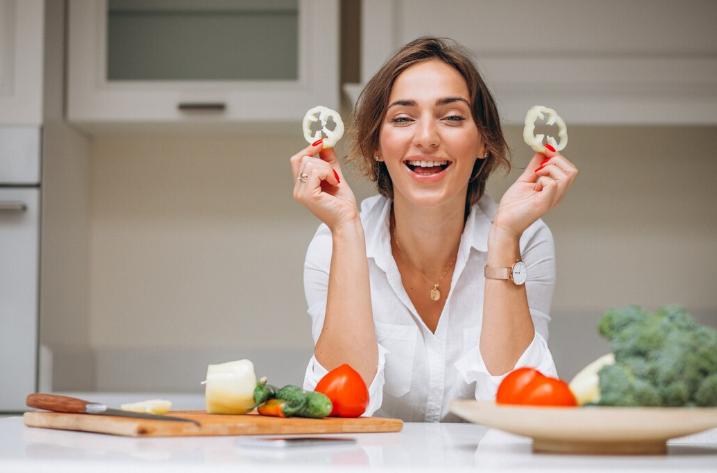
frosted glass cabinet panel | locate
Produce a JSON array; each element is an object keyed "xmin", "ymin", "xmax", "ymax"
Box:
[
  {"xmin": 68, "ymin": 0, "xmax": 339, "ymax": 129},
  {"xmin": 106, "ymin": 0, "xmax": 298, "ymax": 81}
]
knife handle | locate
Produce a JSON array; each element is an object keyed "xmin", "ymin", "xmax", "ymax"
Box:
[{"xmin": 26, "ymin": 393, "xmax": 91, "ymax": 413}]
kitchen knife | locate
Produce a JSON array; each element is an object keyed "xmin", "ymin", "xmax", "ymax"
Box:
[{"xmin": 26, "ymin": 393, "xmax": 201, "ymax": 426}]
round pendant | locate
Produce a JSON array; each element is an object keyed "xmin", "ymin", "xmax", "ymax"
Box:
[{"xmin": 430, "ymin": 286, "xmax": 441, "ymax": 301}]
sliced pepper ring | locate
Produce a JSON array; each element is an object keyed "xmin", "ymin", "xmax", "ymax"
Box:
[
  {"xmin": 523, "ymin": 105, "xmax": 568, "ymax": 153},
  {"xmin": 302, "ymin": 105, "xmax": 345, "ymax": 149}
]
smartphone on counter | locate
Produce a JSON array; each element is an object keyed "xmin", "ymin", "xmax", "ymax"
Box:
[{"xmin": 236, "ymin": 436, "xmax": 357, "ymax": 448}]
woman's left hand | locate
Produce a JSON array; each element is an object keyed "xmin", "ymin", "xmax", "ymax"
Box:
[{"xmin": 493, "ymin": 147, "xmax": 578, "ymax": 238}]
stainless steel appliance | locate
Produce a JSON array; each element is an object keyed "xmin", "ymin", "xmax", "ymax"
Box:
[{"xmin": 0, "ymin": 126, "xmax": 40, "ymax": 411}]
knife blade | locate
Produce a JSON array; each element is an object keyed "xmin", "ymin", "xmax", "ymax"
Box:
[{"xmin": 26, "ymin": 393, "xmax": 201, "ymax": 427}]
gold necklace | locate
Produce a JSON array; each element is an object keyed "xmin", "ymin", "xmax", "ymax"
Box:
[{"xmin": 391, "ymin": 215, "xmax": 457, "ymax": 302}]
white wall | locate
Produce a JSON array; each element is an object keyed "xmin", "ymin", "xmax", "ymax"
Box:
[{"xmin": 66, "ymin": 123, "xmax": 716, "ymax": 391}]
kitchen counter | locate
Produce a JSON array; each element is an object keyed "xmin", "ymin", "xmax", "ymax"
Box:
[{"xmin": 1, "ymin": 416, "xmax": 715, "ymax": 472}]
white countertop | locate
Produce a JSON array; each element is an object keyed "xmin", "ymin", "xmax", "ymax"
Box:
[{"xmin": 1, "ymin": 416, "xmax": 716, "ymax": 472}]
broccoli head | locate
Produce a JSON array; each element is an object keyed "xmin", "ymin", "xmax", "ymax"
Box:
[{"xmin": 596, "ymin": 305, "xmax": 717, "ymax": 407}]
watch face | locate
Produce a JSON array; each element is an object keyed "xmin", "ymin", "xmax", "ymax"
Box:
[{"xmin": 512, "ymin": 261, "xmax": 527, "ymax": 285}]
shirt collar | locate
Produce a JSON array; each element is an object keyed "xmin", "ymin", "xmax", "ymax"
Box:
[
  {"xmin": 468, "ymin": 193, "xmax": 496, "ymax": 253},
  {"xmin": 361, "ymin": 195, "xmax": 392, "ymax": 271},
  {"xmin": 361, "ymin": 193, "xmax": 496, "ymax": 272}
]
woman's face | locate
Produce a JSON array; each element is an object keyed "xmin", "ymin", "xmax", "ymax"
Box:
[{"xmin": 378, "ymin": 59, "xmax": 484, "ymax": 208}]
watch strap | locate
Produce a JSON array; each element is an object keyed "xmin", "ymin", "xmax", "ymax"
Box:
[{"xmin": 484, "ymin": 265, "xmax": 512, "ymax": 280}]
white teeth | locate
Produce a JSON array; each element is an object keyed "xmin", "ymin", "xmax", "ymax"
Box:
[{"xmin": 407, "ymin": 160, "xmax": 448, "ymax": 167}]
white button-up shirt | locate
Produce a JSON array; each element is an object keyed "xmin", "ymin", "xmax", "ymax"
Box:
[{"xmin": 302, "ymin": 193, "xmax": 558, "ymax": 422}]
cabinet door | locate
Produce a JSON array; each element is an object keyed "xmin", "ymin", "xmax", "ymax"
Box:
[
  {"xmin": 0, "ymin": 188, "xmax": 38, "ymax": 411},
  {"xmin": 0, "ymin": 0, "xmax": 43, "ymax": 125},
  {"xmin": 0, "ymin": 126, "xmax": 41, "ymax": 185},
  {"xmin": 356, "ymin": 0, "xmax": 717, "ymax": 125},
  {"xmin": 68, "ymin": 0, "xmax": 339, "ymax": 128}
]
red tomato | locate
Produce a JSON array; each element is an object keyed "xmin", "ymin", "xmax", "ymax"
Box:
[
  {"xmin": 519, "ymin": 376, "xmax": 577, "ymax": 406},
  {"xmin": 496, "ymin": 367, "xmax": 577, "ymax": 407},
  {"xmin": 315, "ymin": 364, "xmax": 369, "ymax": 417},
  {"xmin": 496, "ymin": 367, "xmax": 543, "ymax": 404}
]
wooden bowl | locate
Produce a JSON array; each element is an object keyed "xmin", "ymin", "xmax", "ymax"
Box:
[{"xmin": 450, "ymin": 400, "xmax": 717, "ymax": 455}]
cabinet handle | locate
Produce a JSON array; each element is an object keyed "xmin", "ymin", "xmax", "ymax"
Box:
[
  {"xmin": 177, "ymin": 102, "xmax": 226, "ymax": 112},
  {"xmin": 0, "ymin": 201, "xmax": 27, "ymax": 212}
]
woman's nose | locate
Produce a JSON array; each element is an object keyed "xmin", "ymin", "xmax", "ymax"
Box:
[{"xmin": 414, "ymin": 115, "xmax": 439, "ymax": 150}]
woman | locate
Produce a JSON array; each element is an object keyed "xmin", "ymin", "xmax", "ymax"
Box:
[{"xmin": 290, "ymin": 37, "xmax": 578, "ymax": 421}]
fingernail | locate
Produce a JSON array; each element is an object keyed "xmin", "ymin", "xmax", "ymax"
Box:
[
  {"xmin": 312, "ymin": 138, "xmax": 324, "ymax": 147},
  {"xmin": 544, "ymin": 144, "xmax": 556, "ymax": 152},
  {"xmin": 332, "ymin": 169, "xmax": 341, "ymax": 184}
]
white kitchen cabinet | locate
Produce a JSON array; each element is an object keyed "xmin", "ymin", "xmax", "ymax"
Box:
[
  {"xmin": 0, "ymin": 0, "xmax": 44, "ymax": 125},
  {"xmin": 0, "ymin": 127, "xmax": 41, "ymax": 184},
  {"xmin": 0, "ymin": 0, "xmax": 92, "ymax": 410},
  {"xmin": 348, "ymin": 0, "xmax": 717, "ymax": 125},
  {"xmin": 68, "ymin": 0, "xmax": 339, "ymax": 131},
  {"xmin": 0, "ymin": 188, "xmax": 39, "ymax": 411}
]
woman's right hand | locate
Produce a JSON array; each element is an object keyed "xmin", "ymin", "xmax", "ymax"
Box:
[{"xmin": 290, "ymin": 139, "xmax": 359, "ymax": 231}]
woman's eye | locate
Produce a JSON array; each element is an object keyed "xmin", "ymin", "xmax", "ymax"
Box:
[
  {"xmin": 444, "ymin": 115, "xmax": 465, "ymax": 122},
  {"xmin": 392, "ymin": 116, "xmax": 413, "ymax": 125}
]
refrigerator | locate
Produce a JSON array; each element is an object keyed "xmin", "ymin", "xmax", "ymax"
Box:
[{"xmin": 0, "ymin": 126, "xmax": 40, "ymax": 411}]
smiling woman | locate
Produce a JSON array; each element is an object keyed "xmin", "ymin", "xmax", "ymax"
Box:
[
  {"xmin": 351, "ymin": 43, "xmax": 511, "ymax": 217},
  {"xmin": 289, "ymin": 36, "xmax": 578, "ymax": 422}
]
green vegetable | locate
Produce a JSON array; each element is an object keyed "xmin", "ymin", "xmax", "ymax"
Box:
[
  {"xmin": 253, "ymin": 377, "xmax": 277, "ymax": 406},
  {"xmin": 596, "ymin": 305, "xmax": 717, "ymax": 407},
  {"xmin": 275, "ymin": 385, "xmax": 307, "ymax": 416},
  {"xmin": 253, "ymin": 381, "xmax": 332, "ymax": 418},
  {"xmin": 298, "ymin": 391, "xmax": 333, "ymax": 418}
]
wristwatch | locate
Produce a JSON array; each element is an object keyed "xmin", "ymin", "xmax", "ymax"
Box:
[{"xmin": 484, "ymin": 261, "xmax": 527, "ymax": 286}]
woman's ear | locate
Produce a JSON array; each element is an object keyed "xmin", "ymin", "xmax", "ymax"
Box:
[{"xmin": 478, "ymin": 136, "xmax": 487, "ymax": 159}]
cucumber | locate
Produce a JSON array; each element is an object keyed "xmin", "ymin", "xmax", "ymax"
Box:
[
  {"xmin": 276, "ymin": 385, "xmax": 306, "ymax": 416},
  {"xmin": 276, "ymin": 385, "xmax": 304, "ymax": 403},
  {"xmin": 298, "ymin": 391, "xmax": 332, "ymax": 418}
]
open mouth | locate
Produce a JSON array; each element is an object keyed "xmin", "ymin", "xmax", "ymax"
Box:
[{"xmin": 404, "ymin": 159, "xmax": 452, "ymax": 176}]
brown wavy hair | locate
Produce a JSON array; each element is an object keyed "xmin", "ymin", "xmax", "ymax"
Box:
[{"xmin": 348, "ymin": 36, "xmax": 510, "ymax": 213}]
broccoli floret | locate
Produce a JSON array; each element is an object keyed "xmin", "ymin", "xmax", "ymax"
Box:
[
  {"xmin": 654, "ymin": 305, "xmax": 698, "ymax": 331},
  {"xmin": 695, "ymin": 374, "xmax": 717, "ymax": 406},
  {"xmin": 596, "ymin": 305, "xmax": 717, "ymax": 407},
  {"xmin": 659, "ymin": 381, "xmax": 690, "ymax": 406},
  {"xmin": 597, "ymin": 364, "xmax": 661, "ymax": 407},
  {"xmin": 612, "ymin": 312, "xmax": 666, "ymax": 359},
  {"xmin": 620, "ymin": 356, "xmax": 652, "ymax": 379},
  {"xmin": 598, "ymin": 305, "xmax": 649, "ymax": 341}
]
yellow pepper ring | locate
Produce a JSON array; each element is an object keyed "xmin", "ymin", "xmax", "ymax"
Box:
[
  {"xmin": 523, "ymin": 105, "xmax": 568, "ymax": 153},
  {"xmin": 302, "ymin": 105, "xmax": 345, "ymax": 149}
]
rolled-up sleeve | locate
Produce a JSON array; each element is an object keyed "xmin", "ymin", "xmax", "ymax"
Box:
[
  {"xmin": 301, "ymin": 224, "xmax": 387, "ymax": 415},
  {"xmin": 454, "ymin": 220, "xmax": 558, "ymax": 400}
]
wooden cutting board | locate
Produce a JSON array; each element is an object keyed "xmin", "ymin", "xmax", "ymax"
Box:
[{"xmin": 24, "ymin": 411, "xmax": 403, "ymax": 437}]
